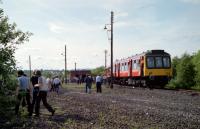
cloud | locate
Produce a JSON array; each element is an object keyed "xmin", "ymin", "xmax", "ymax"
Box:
[
  {"xmin": 48, "ymin": 21, "xmax": 102, "ymax": 34},
  {"xmin": 48, "ymin": 22, "xmax": 66, "ymax": 33},
  {"xmin": 34, "ymin": 56, "xmax": 42, "ymax": 60},
  {"xmin": 116, "ymin": 12, "xmax": 129, "ymax": 18},
  {"xmin": 114, "ymin": 19, "xmax": 152, "ymax": 29},
  {"xmin": 179, "ymin": 0, "xmax": 200, "ymax": 4},
  {"xmin": 26, "ymin": 0, "xmax": 129, "ymax": 9},
  {"xmin": 8, "ymin": 0, "xmax": 200, "ymax": 70}
]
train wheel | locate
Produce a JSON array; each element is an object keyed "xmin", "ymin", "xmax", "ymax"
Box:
[{"xmin": 146, "ymin": 80, "xmax": 153, "ymax": 89}]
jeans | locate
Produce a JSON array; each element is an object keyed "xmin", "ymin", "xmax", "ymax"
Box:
[
  {"xmin": 96, "ymin": 82, "xmax": 102, "ymax": 93},
  {"xmin": 85, "ymin": 84, "xmax": 92, "ymax": 93},
  {"xmin": 30, "ymin": 88, "xmax": 39, "ymax": 115}
]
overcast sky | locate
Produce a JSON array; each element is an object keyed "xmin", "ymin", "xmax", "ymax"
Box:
[{"xmin": 1, "ymin": 0, "xmax": 200, "ymax": 70}]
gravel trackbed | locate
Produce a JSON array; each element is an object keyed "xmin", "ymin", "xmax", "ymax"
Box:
[{"xmin": 6, "ymin": 84, "xmax": 200, "ymax": 129}]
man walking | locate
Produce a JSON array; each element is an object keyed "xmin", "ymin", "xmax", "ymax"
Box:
[
  {"xmin": 85, "ymin": 75, "xmax": 93, "ymax": 94},
  {"xmin": 30, "ymin": 70, "xmax": 39, "ymax": 116},
  {"xmin": 53, "ymin": 76, "xmax": 61, "ymax": 94},
  {"xmin": 35, "ymin": 70, "xmax": 55, "ymax": 117},
  {"xmin": 15, "ymin": 70, "xmax": 32, "ymax": 116},
  {"xmin": 96, "ymin": 75, "xmax": 102, "ymax": 93}
]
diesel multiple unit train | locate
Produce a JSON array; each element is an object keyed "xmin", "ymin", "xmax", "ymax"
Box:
[{"xmin": 105, "ymin": 50, "xmax": 172, "ymax": 87}]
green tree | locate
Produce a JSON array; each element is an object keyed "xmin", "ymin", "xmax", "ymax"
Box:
[
  {"xmin": 0, "ymin": 6, "xmax": 31, "ymax": 124},
  {"xmin": 42, "ymin": 70, "xmax": 53, "ymax": 78},
  {"xmin": 176, "ymin": 53, "xmax": 195, "ymax": 89},
  {"xmin": 91, "ymin": 66, "xmax": 105, "ymax": 76},
  {"xmin": 0, "ymin": 8, "xmax": 31, "ymax": 89},
  {"xmin": 171, "ymin": 56, "xmax": 180, "ymax": 78},
  {"xmin": 192, "ymin": 50, "xmax": 200, "ymax": 87}
]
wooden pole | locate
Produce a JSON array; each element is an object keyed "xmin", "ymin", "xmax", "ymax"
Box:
[{"xmin": 29, "ymin": 55, "xmax": 31, "ymax": 77}]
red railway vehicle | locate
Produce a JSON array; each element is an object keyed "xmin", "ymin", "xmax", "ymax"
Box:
[{"xmin": 106, "ymin": 50, "xmax": 172, "ymax": 88}]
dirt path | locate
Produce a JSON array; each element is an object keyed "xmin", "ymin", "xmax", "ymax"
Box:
[{"xmin": 7, "ymin": 84, "xmax": 200, "ymax": 129}]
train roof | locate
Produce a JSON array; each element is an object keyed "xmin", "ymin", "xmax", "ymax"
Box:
[
  {"xmin": 114, "ymin": 50, "xmax": 170, "ymax": 63},
  {"xmin": 145, "ymin": 50, "xmax": 170, "ymax": 56}
]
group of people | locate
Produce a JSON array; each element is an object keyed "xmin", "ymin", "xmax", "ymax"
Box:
[
  {"xmin": 15, "ymin": 70, "xmax": 55, "ymax": 117},
  {"xmin": 15, "ymin": 70, "xmax": 105, "ymax": 117},
  {"xmin": 85, "ymin": 74, "xmax": 103, "ymax": 94},
  {"xmin": 49, "ymin": 76, "xmax": 62, "ymax": 94}
]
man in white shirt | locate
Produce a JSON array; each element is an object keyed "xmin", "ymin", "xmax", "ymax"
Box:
[
  {"xmin": 53, "ymin": 76, "xmax": 61, "ymax": 94},
  {"xmin": 35, "ymin": 70, "xmax": 55, "ymax": 117},
  {"xmin": 96, "ymin": 75, "xmax": 102, "ymax": 93}
]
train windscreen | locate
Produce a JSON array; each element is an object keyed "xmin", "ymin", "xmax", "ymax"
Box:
[{"xmin": 146, "ymin": 56, "xmax": 170, "ymax": 69}]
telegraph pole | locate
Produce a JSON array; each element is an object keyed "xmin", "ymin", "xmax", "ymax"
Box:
[
  {"xmin": 104, "ymin": 11, "xmax": 114, "ymax": 89},
  {"xmin": 75, "ymin": 62, "xmax": 77, "ymax": 71},
  {"xmin": 29, "ymin": 55, "xmax": 31, "ymax": 77},
  {"xmin": 65, "ymin": 45, "xmax": 67, "ymax": 83},
  {"xmin": 110, "ymin": 11, "xmax": 114, "ymax": 89},
  {"xmin": 104, "ymin": 50, "xmax": 107, "ymax": 68}
]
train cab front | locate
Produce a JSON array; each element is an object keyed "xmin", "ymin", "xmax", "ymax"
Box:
[{"xmin": 143, "ymin": 50, "xmax": 172, "ymax": 87}]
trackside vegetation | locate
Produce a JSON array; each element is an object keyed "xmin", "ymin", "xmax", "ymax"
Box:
[
  {"xmin": 91, "ymin": 66, "xmax": 105, "ymax": 76},
  {"xmin": 167, "ymin": 51, "xmax": 200, "ymax": 90},
  {"xmin": 0, "ymin": 6, "xmax": 31, "ymax": 122}
]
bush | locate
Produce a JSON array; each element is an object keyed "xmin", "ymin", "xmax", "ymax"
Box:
[
  {"xmin": 0, "ymin": 74, "xmax": 17, "ymax": 95},
  {"xmin": 169, "ymin": 53, "xmax": 196, "ymax": 89},
  {"xmin": 192, "ymin": 50, "xmax": 200, "ymax": 87},
  {"xmin": 171, "ymin": 56, "xmax": 180, "ymax": 78},
  {"xmin": 176, "ymin": 53, "xmax": 195, "ymax": 89},
  {"xmin": 5, "ymin": 75, "xmax": 18, "ymax": 90},
  {"xmin": 0, "ymin": 95, "xmax": 16, "ymax": 121},
  {"xmin": 0, "ymin": 6, "xmax": 31, "ymax": 123},
  {"xmin": 91, "ymin": 66, "xmax": 105, "ymax": 76},
  {"xmin": 166, "ymin": 79, "xmax": 177, "ymax": 89}
]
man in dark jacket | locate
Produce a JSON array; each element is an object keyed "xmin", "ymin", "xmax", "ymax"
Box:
[
  {"xmin": 85, "ymin": 75, "xmax": 93, "ymax": 93},
  {"xmin": 29, "ymin": 70, "xmax": 39, "ymax": 116}
]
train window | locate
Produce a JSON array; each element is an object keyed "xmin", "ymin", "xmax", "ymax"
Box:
[
  {"xmin": 137, "ymin": 63, "xmax": 140, "ymax": 70},
  {"xmin": 163, "ymin": 57, "xmax": 170, "ymax": 68},
  {"xmin": 124, "ymin": 63, "xmax": 126, "ymax": 71},
  {"xmin": 132, "ymin": 62, "xmax": 134, "ymax": 70},
  {"xmin": 133, "ymin": 63, "xmax": 136, "ymax": 70},
  {"xmin": 155, "ymin": 57, "xmax": 162, "ymax": 68},
  {"xmin": 132, "ymin": 61, "xmax": 136, "ymax": 70},
  {"xmin": 147, "ymin": 57, "xmax": 154, "ymax": 68}
]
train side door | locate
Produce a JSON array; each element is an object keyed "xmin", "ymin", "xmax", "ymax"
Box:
[
  {"xmin": 140, "ymin": 56, "xmax": 144, "ymax": 76},
  {"xmin": 118, "ymin": 63, "xmax": 120, "ymax": 78},
  {"xmin": 128, "ymin": 60, "xmax": 132, "ymax": 77},
  {"xmin": 114, "ymin": 64, "xmax": 117, "ymax": 77}
]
